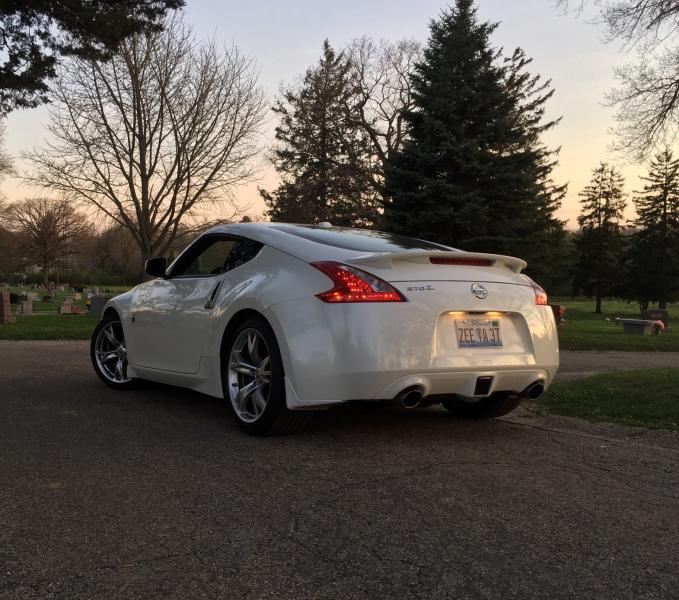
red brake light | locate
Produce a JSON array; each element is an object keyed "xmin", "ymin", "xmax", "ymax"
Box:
[
  {"xmin": 311, "ymin": 262, "xmax": 406, "ymax": 303},
  {"xmin": 430, "ymin": 257, "xmax": 492, "ymax": 267},
  {"xmin": 525, "ymin": 277, "xmax": 548, "ymax": 305}
]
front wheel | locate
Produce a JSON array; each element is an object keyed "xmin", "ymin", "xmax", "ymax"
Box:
[
  {"xmin": 441, "ymin": 393, "xmax": 522, "ymax": 419},
  {"xmin": 90, "ymin": 312, "xmax": 137, "ymax": 390},
  {"xmin": 222, "ymin": 317, "xmax": 311, "ymax": 435}
]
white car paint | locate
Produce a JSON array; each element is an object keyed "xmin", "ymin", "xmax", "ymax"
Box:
[{"xmin": 103, "ymin": 223, "xmax": 559, "ymax": 408}]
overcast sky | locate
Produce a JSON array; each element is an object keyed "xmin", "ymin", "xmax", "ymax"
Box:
[{"xmin": 2, "ymin": 0, "xmax": 646, "ymax": 225}]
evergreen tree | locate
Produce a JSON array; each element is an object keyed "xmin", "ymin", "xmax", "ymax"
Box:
[
  {"xmin": 261, "ymin": 41, "xmax": 380, "ymax": 227},
  {"xmin": 574, "ymin": 163, "xmax": 627, "ymax": 313},
  {"xmin": 384, "ymin": 0, "xmax": 566, "ymax": 285},
  {"xmin": 626, "ymin": 150, "xmax": 679, "ymax": 309}
]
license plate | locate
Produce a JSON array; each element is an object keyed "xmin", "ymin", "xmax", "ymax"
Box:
[{"xmin": 454, "ymin": 318, "xmax": 502, "ymax": 348}]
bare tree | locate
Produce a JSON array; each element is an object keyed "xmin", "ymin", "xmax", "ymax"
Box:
[
  {"xmin": 7, "ymin": 197, "xmax": 89, "ymax": 287},
  {"xmin": 0, "ymin": 120, "xmax": 13, "ymax": 180},
  {"xmin": 556, "ymin": 0, "xmax": 679, "ymax": 159},
  {"xmin": 345, "ymin": 37, "xmax": 421, "ymax": 197},
  {"xmin": 24, "ymin": 18, "xmax": 266, "ymax": 277}
]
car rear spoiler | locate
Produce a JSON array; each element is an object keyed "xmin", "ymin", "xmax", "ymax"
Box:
[{"xmin": 347, "ymin": 251, "xmax": 527, "ymax": 274}]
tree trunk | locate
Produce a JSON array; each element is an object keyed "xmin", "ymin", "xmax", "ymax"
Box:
[
  {"xmin": 139, "ymin": 253, "xmax": 150, "ymax": 283},
  {"xmin": 595, "ymin": 281, "xmax": 603, "ymax": 314},
  {"xmin": 42, "ymin": 265, "xmax": 49, "ymax": 288}
]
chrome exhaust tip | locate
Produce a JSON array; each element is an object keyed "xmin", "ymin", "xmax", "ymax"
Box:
[
  {"xmin": 397, "ymin": 386, "xmax": 425, "ymax": 409},
  {"xmin": 522, "ymin": 381, "xmax": 545, "ymax": 400}
]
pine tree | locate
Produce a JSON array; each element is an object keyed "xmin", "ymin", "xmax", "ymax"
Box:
[
  {"xmin": 627, "ymin": 150, "xmax": 679, "ymax": 309},
  {"xmin": 261, "ymin": 41, "xmax": 380, "ymax": 227},
  {"xmin": 574, "ymin": 163, "xmax": 627, "ymax": 313},
  {"xmin": 384, "ymin": 0, "xmax": 566, "ymax": 284}
]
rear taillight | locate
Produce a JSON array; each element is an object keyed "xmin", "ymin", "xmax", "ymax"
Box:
[
  {"xmin": 525, "ymin": 277, "xmax": 548, "ymax": 305},
  {"xmin": 311, "ymin": 262, "xmax": 406, "ymax": 303},
  {"xmin": 430, "ymin": 257, "xmax": 492, "ymax": 267}
]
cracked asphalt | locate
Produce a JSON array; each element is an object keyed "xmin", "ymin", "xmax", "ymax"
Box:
[{"xmin": 1, "ymin": 341, "xmax": 678, "ymax": 600}]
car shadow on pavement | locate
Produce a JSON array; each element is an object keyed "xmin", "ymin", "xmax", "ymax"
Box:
[{"xmin": 113, "ymin": 379, "xmax": 508, "ymax": 442}]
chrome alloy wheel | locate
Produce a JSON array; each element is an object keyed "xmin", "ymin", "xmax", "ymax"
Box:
[
  {"xmin": 94, "ymin": 320, "xmax": 131, "ymax": 384},
  {"xmin": 227, "ymin": 328, "xmax": 272, "ymax": 423}
]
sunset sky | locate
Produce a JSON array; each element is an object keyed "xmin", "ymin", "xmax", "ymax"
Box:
[{"xmin": 1, "ymin": 0, "xmax": 649, "ymax": 226}]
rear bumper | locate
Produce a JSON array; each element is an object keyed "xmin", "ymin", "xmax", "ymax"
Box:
[
  {"xmin": 375, "ymin": 367, "xmax": 554, "ymax": 400},
  {"xmin": 283, "ymin": 366, "xmax": 556, "ymax": 409},
  {"xmin": 266, "ymin": 297, "xmax": 559, "ymax": 409}
]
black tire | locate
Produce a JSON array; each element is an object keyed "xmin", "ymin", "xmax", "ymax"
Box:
[
  {"xmin": 222, "ymin": 316, "xmax": 312, "ymax": 436},
  {"xmin": 90, "ymin": 311, "xmax": 137, "ymax": 390},
  {"xmin": 440, "ymin": 393, "xmax": 522, "ymax": 419}
]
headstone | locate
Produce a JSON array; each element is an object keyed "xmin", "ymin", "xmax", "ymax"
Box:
[
  {"xmin": 70, "ymin": 305, "xmax": 82, "ymax": 315},
  {"xmin": 26, "ymin": 292, "xmax": 38, "ymax": 302},
  {"xmin": 0, "ymin": 291, "xmax": 14, "ymax": 324},
  {"xmin": 74, "ymin": 292, "xmax": 82, "ymax": 301},
  {"xmin": 89, "ymin": 295, "xmax": 112, "ymax": 316},
  {"xmin": 58, "ymin": 305, "xmax": 72, "ymax": 315},
  {"xmin": 63, "ymin": 295, "xmax": 74, "ymax": 305},
  {"xmin": 21, "ymin": 301, "xmax": 33, "ymax": 315},
  {"xmin": 9, "ymin": 292, "xmax": 20, "ymax": 304},
  {"xmin": 616, "ymin": 318, "xmax": 661, "ymax": 336},
  {"xmin": 641, "ymin": 308, "xmax": 669, "ymax": 330}
]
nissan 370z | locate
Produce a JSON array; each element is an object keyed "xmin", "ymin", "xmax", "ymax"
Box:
[{"xmin": 90, "ymin": 223, "xmax": 559, "ymax": 435}]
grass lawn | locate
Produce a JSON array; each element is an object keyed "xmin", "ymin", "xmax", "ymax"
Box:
[
  {"xmin": 554, "ymin": 298, "xmax": 679, "ymax": 352},
  {"xmin": 538, "ymin": 368, "xmax": 679, "ymax": 431},
  {"xmin": 0, "ymin": 314, "xmax": 99, "ymax": 341}
]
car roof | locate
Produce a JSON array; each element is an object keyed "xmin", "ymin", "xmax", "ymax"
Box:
[
  {"xmin": 204, "ymin": 222, "xmax": 361, "ymax": 261},
  {"xmin": 204, "ymin": 222, "xmax": 455, "ymax": 262}
]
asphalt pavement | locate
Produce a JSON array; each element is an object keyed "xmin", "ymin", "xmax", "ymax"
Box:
[{"xmin": 1, "ymin": 341, "xmax": 678, "ymax": 599}]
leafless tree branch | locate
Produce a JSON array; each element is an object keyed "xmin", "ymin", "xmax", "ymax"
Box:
[{"xmin": 22, "ymin": 16, "xmax": 266, "ymax": 276}]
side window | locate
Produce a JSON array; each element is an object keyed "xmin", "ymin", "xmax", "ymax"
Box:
[
  {"xmin": 169, "ymin": 235, "xmax": 262, "ymax": 278},
  {"xmin": 172, "ymin": 238, "xmax": 235, "ymax": 277}
]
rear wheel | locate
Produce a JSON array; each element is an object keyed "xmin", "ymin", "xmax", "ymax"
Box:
[
  {"xmin": 440, "ymin": 393, "xmax": 522, "ymax": 419},
  {"xmin": 222, "ymin": 317, "xmax": 311, "ymax": 435}
]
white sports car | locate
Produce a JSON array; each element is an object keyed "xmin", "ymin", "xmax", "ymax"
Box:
[{"xmin": 90, "ymin": 223, "xmax": 559, "ymax": 435}]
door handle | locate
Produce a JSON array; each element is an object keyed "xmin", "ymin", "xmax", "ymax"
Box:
[{"xmin": 204, "ymin": 281, "xmax": 224, "ymax": 309}]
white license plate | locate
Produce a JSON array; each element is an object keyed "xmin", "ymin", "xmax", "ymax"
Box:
[{"xmin": 454, "ymin": 318, "xmax": 502, "ymax": 348}]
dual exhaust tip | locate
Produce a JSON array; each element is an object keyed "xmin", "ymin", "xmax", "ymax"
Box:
[
  {"xmin": 396, "ymin": 386, "xmax": 425, "ymax": 409},
  {"xmin": 395, "ymin": 379, "xmax": 545, "ymax": 409}
]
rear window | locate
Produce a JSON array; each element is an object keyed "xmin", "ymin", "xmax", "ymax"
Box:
[{"xmin": 269, "ymin": 225, "xmax": 456, "ymax": 253}]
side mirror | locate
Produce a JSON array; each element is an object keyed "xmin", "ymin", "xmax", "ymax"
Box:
[{"xmin": 145, "ymin": 256, "xmax": 167, "ymax": 279}]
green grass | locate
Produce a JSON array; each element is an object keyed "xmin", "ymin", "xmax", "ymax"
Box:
[
  {"xmin": 538, "ymin": 368, "xmax": 679, "ymax": 431},
  {"xmin": 554, "ymin": 298, "xmax": 679, "ymax": 351},
  {"xmin": 0, "ymin": 314, "xmax": 99, "ymax": 340}
]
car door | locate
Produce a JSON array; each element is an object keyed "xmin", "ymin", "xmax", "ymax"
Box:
[{"xmin": 129, "ymin": 234, "xmax": 239, "ymax": 374}]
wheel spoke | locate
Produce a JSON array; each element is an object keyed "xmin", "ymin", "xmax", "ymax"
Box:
[
  {"xmin": 252, "ymin": 388, "xmax": 267, "ymax": 414},
  {"xmin": 98, "ymin": 350, "xmax": 118, "ymax": 363},
  {"xmin": 103, "ymin": 327, "xmax": 119, "ymax": 347},
  {"xmin": 248, "ymin": 331, "xmax": 263, "ymax": 364},
  {"xmin": 235, "ymin": 380, "xmax": 259, "ymax": 408},
  {"xmin": 230, "ymin": 359, "xmax": 257, "ymax": 376},
  {"xmin": 115, "ymin": 358, "xmax": 125, "ymax": 380},
  {"xmin": 257, "ymin": 356, "xmax": 271, "ymax": 380}
]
